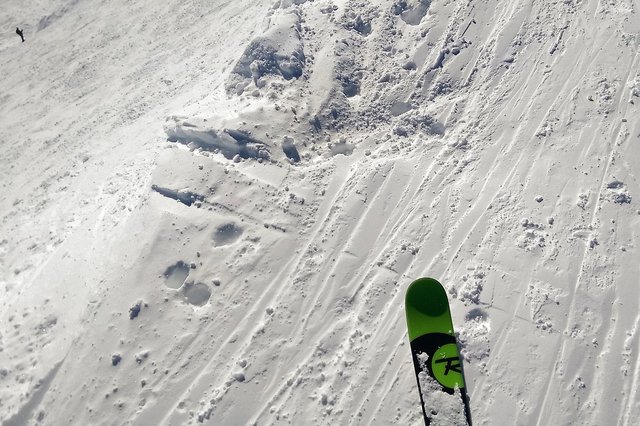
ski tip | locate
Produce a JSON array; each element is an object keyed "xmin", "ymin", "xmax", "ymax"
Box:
[{"xmin": 405, "ymin": 277, "xmax": 449, "ymax": 317}]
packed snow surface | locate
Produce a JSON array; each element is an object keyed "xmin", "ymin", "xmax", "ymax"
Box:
[{"xmin": 1, "ymin": 0, "xmax": 640, "ymax": 424}]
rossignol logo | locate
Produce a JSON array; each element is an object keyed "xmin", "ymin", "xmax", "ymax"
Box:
[
  {"xmin": 430, "ymin": 342, "xmax": 464, "ymax": 390},
  {"xmin": 411, "ymin": 332, "xmax": 465, "ymax": 392}
]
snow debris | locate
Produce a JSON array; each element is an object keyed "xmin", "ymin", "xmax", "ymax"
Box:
[
  {"xmin": 111, "ymin": 354, "xmax": 122, "ymax": 367},
  {"xmin": 606, "ymin": 180, "xmax": 631, "ymax": 204},
  {"xmin": 418, "ymin": 368, "xmax": 467, "ymax": 425},
  {"xmin": 129, "ymin": 301, "xmax": 143, "ymax": 320}
]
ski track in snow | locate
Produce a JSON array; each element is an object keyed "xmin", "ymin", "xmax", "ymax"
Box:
[{"xmin": 1, "ymin": 0, "xmax": 640, "ymax": 424}]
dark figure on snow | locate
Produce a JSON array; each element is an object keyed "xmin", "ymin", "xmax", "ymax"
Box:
[{"xmin": 16, "ymin": 27, "xmax": 24, "ymax": 42}]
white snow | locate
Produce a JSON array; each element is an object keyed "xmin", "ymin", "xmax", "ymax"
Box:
[
  {"xmin": 1, "ymin": 0, "xmax": 640, "ymax": 424},
  {"xmin": 418, "ymin": 373, "xmax": 467, "ymax": 426}
]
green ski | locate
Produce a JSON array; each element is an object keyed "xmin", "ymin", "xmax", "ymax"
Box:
[{"xmin": 405, "ymin": 277, "xmax": 472, "ymax": 425}]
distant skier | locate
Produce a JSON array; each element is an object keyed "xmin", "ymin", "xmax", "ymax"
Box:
[{"xmin": 16, "ymin": 27, "xmax": 24, "ymax": 42}]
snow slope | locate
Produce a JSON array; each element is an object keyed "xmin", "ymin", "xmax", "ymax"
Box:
[{"xmin": 1, "ymin": 0, "xmax": 639, "ymax": 424}]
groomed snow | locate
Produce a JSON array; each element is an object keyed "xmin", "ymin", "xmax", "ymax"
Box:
[{"xmin": 1, "ymin": 0, "xmax": 639, "ymax": 424}]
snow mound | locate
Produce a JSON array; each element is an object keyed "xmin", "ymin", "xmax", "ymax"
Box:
[
  {"xmin": 392, "ymin": 0, "xmax": 432, "ymax": 26},
  {"xmin": 226, "ymin": 12, "xmax": 305, "ymax": 94}
]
